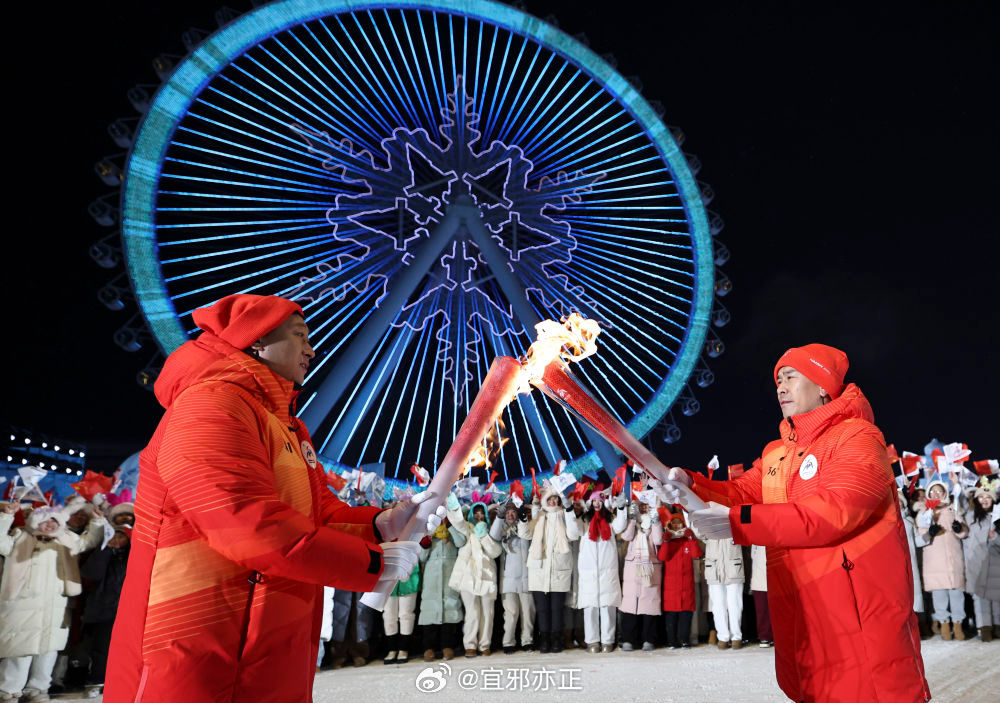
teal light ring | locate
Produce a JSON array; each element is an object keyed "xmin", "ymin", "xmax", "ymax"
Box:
[{"xmin": 122, "ymin": 0, "xmax": 714, "ymax": 471}]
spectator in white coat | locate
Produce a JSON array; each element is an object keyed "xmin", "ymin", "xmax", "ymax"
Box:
[
  {"xmin": 527, "ymin": 486, "xmax": 581, "ymax": 653},
  {"xmin": 577, "ymin": 491, "xmax": 627, "ymax": 653},
  {"xmin": 446, "ymin": 497, "xmax": 502, "ymax": 657},
  {"xmin": 704, "ymin": 537, "xmax": 746, "ymax": 650},
  {"xmin": 0, "ymin": 504, "xmax": 104, "ymax": 702},
  {"xmin": 490, "ymin": 502, "xmax": 535, "ymax": 654}
]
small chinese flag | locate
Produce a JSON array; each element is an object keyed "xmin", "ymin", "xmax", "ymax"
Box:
[
  {"xmin": 728, "ymin": 464, "xmax": 745, "ymax": 480},
  {"xmin": 886, "ymin": 444, "xmax": 899, "ymax": 463},
  {"xmin": 487, "ymin": 470, "xmax": 499, "ymax": 491},
  {"xmin": 901, "ymin": 452, "xmax": 921, "ymax": 476},
  {"xmin": 611, "ymin": 463, "xmax": 627, "ymax": 496},
  {"xmin": 510, "ymin": 480, "xmax": 525, "ymax": 501},
  {"xmin": 529, "ymin": 467, "xmax": 539, "ymax": 498}
]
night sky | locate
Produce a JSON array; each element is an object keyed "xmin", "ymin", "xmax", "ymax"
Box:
[{"xmin": 8, "ymin": 1, "xmax": 997, "ymax": 476}]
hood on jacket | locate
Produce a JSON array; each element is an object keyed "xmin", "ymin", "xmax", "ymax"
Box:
[
  {"xmin": 779, "ymin": 383, "xmax": 875, "ymax": 446},
  {"xmin": 154, "ymin": 333, "xmax": 298, "ymax": 423},
  {"xmin": 539, "ymin": 486, "xmax": 563, "ymax": 512}
]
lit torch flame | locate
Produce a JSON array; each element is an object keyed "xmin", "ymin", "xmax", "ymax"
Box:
[
  {"xmin": 464, "ymin": 419, "xmax": 510, "ymax": 476},
  {"xmin": 518, "ymin": 312, "xmax": 601, "ymax": 395}
]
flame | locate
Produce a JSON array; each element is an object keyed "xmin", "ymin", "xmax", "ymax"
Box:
[
  {"xmin": 465, "ymin": 419, "xmax": 510, "ymax": 475},
  {"xmin": 518, "ymin": 313, "xmax": 601, "ymax": 394}
]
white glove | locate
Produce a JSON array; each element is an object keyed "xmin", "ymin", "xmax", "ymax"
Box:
[
  {"xmin": 375, "ymin": 491, "xmax": 446, "ymax": 541},
  {"xmin": 376, "ymin": 541, "xmax": 421, "ymax": 582},
  {"xmin": 614, "ymin": 493, "xmax": 628, "ymax": 509},
  {"xmin": 689, "ymin": 501, "xmax": 733, "ymax": 540}
]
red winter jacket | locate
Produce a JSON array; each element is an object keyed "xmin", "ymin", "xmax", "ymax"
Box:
[
  {"xmin": 104, "ymin": 333, "xmax": 385, "ymax": 703},
  {"xmin": 689, "ymin": 385, "xmax": 930, "ymax": 703},
  {"xmin": 657, "ymin": 530, "xmax": 702, "ymax": 612}
]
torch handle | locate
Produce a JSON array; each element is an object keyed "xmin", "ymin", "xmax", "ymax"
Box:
[{"xmin": 361, "ymin": 356, "xmax": 524, "ymax": 611}]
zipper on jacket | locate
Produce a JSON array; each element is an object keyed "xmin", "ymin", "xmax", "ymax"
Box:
[
  {"xmin": 787, "ymin": 416, "xmax": 797, "ymax": 442},
  {"xmin": 238, "ymin": 571, "xmax": 263, "ymax": 660}
]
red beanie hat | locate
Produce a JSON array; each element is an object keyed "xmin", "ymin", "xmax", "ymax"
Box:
[
  {"xmin": 193, "ymin": 294, "xmax": 303, "ymax": 350},
  {"xmin": 773, "ymin": 343, "xmax": 849, "ymax": 398}
]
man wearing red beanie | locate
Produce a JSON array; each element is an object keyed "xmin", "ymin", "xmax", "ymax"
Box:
[
  {"xmin": 104, "ymin": 294, "xmax": 442, "ymax": 703},
  {"xmin": 661, "ymin": 343, "xmax": 930, "ymax": 702}
]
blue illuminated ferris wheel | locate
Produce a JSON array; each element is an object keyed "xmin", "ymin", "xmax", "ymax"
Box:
[{"xmin": 92, "ymin": 0, "xmax": 731, "ymax": 482}]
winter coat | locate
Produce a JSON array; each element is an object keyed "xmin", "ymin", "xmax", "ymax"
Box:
[
  {"xmin": 900, "ymin": 505, "xmax": 926, "ymax": 612},
  {"xmin": 447, "ymin": 509, "xmax": 502, "ymax": 598},
  {"xmin": 104, "ymin": 332, "xmax": 386, "ymax": 703},
  {"xmin": 619, "ymin": 514, "xmax": 663, "ymax": 615},
  {"xmin": 963, "ymin": 509, "xmax": 999, "ymax": 599},
  {"xmin": 417, "ymin": 525, "xmax": 466, "ymax": 625},
  {"xmin": 391, "ymin": 563, "xmax": 420, "ymax": 598},
  {"xmin": 0, "ymin": 513, "xmax": 105, "ymax": 657},
  {"xmin": 319, "ymin": 587, "xmax": 334, "ymax": 641},
  {"xmin": 749, "ymin": 544, "xmax": 767, "ymax": 592},
  {"xmin": 526, "ymin": 490, "xmax": 581, "ymax": 593},
  {"xmin": 490, "ymin": 517, "xmax": 531, "ymax": 594},
  {"xmin": 690, "ymin": 384, "xmax": 929, "ymax": 703},
  {"xmin": 80, "ymin": 544, "xmax": 131, "ymax": 624},
  {"xmin": 917, "ymin": 504, "xmax": 967, "ymax": 591},
  {"xmin": 704, "ymin": 538, "xmax": 745, "ymax": 586},
  {"xmin": 576, "ymin": 510, "xmax": 627, "ymax": 609},
  {"xmin": 985, "ymin": 537, "xmax": 1000, "ymax": 602},
  {"xmin": 658, "ymin": 530, "xmax": 702, "ymax": 612}
]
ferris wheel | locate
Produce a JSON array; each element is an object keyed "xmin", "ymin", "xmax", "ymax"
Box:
[{"xmin": 90, "ymin": 0, "xmax": 730, "ymax": 483}]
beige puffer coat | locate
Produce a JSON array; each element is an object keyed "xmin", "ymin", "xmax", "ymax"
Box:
[
  {"xmin": 704, "ymin": 538, "xmax": 745, "ymax": 586},
  {"xmin": 447, "ymin": 508, "xmax": 502, "ymax": 597},
  {"xmin": 0, "ymin": 512, "xmax": 104, "ymax": 657},
  {"xmin": 526, "ymin": 488, "xmax": 582, "ymax": 593}
]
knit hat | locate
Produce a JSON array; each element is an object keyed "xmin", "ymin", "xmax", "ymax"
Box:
[
  {"xmin": 774, "ymin": 343, "xmax": 849, "ymax": 399},
  {"xmin": 192, "ymin": 294, "xmax": 304, "ymax": 350},
  {"xmin": 974, "ymin": 477, "xmax": 999, "ymax": 500}
]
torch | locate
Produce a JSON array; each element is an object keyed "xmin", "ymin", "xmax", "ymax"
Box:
[
  {"xmin": 533, "ymin": 361, "xmax": 707, "ymax": 512},
  {"xmin": 360, "ymin": 355, "xmax": 523, "ymax": 611}
]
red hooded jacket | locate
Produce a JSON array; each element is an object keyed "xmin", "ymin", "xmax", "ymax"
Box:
[
  {"xmin": 657, "ymin": 529, "xmax": 702, "ymax": 612},
  {"xmin": 104, "ymin": 330, "xmax": 384, "ymax": 703},
  {"xmin": 689, "ymin": 385, "xmax": 930, "ymax": 703}
]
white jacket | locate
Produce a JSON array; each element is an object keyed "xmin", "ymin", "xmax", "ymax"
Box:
[
  {"xmin": 526, "ymin": 496, "xmax": 582, "ymax": 593},
  {"xmin": 447, "ymin": 508, "xmax": 502, "ymax": 598},
  {"xmin": 0, "ymin": 513, "xmax": 104, "ymax": 657},
  {"xmin": 576, "ymin": 509, "xmax": 627, "ymax": 608},
  {"xmin": 704, "ymin": 538, "xmax": 745, "ymax": 586}
]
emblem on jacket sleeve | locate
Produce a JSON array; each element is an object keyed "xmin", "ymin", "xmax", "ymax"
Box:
[
  {"xmin": 799, "ymin": 454, "xmax": 819, "ymax": 480},
  {"xmin": 300, "ymin": 440, "xmax": 318, "ymax": 469}
]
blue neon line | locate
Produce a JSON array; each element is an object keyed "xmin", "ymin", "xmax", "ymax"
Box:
[
  {"xmin": 398, "ymin": 10, "xmax": 438, "ymax": 133},
  {"xmin": 386, "ymin": 9, "xmax": 435, "ymax": 133},
  {"xmin": 161, "ymin": 158, "xmax": 344, "ymax": 195}
]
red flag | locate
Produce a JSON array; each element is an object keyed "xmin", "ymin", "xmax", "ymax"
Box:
[
  {"xmin": 901, "ymin": 453, "xmax": 922, "ymax": 476},
  {"xmin": 487, "ymin": 470, "xmax": 499, "ymax": 491},
  {"xmin": 885, "ymin": 444, "xmax": 899, "ymax": 463},
  {"xmin": 631, "ymin": 480, "xmax": 644, "ymax": 495},
  {"xmin": 409, "ymin": 463, "xmax": 429, "ymax": 486},
  {"xmin": 357, "ymin": 471, "xmax": 363, "ymax": 491},
  {"xmin": 553, "ymin": 459, "xmax": 564, "ymax": 476},
  {"xmin": 529, "ymin": 467, "xmax": 539, "ymax": 498},
  {"xmin": 510, "ymin": 480, "xmax": 525, "ymax": 502},
  {"xmin": 727, "ymin": 464, "xmax": 745, "ymax": 480},
  {"xmin": 657, "ymin": 505, "xmax": 672, "ymax": 527},
  {"xmin": 611, "ymin": 463, "xmax": 627, "ymax": 496},
  {"xmin": 325, "ymin": 470, "xmax": 347, "ymax": 492},
  {"xmin": 570, "ymin": 480, "xmax": 595, "ymax": 502},
  {"xmin": 973, "ymin": 459, "xmax": 999, "ymax": 475},
  {"xmin": 71, "ymin": 470, "xmax": 113, "ymax": 501}
]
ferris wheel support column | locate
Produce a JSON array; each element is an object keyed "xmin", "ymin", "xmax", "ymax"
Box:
[
  {"xmin": 463, "ymin": 217, "xmax": 623, "ymax": 474},
  {"xmin": 301, "ymin": 203, "xmax": 467, "ymax": 437}
]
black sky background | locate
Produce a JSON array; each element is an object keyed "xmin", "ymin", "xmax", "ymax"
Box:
[{"xmin": 5, "ymin": 1, "xmax": 998, "ymax": 475}]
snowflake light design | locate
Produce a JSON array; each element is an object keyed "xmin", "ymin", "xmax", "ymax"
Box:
[{"xmin": 289, "ymin": 77, "xmax": 606, "ymax": 403}]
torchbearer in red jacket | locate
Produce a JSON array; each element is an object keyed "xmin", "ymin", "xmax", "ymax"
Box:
[
  {"xmin": 659, "ymin": 343, "xmax": 931, "ymax": 703},
  {"xmin": 104, "ymin": 295, "xmax": 444, "ymax": 703}
]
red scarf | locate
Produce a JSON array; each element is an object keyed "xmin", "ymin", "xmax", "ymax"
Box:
[{"xmin": 589, "ymin": 509, "xmax": 611, "ymax": 541}]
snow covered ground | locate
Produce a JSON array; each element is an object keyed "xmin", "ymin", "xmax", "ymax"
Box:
[
  {"xmin": 306, "ymin": 638, "xmax": 998, "ymax": 702},
  {"xmin": 57, "ymin": 637, "xmax": 999, "ymax": 702}
]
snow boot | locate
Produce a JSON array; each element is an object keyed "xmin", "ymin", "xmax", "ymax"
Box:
[
  {"xmin": 587, "ymin": 643, "xmax": 600, "ymax": 653},
  {"xmin": 980, "ymin": 627, "xmax": 993, "ymax": 642},
  {"xmin": 575, "ymin": 627, "xmax": 587, "ymax": 649},
  {"xmin": 708, "ymin": 629, "xmax": 718, "ymax": 645},
  {"xmin": 423, "ymin": 648, "xmax": 436, "ymax": 662},
  {"xmin": 551, "ymin": 633, "xmax": 564, "ymax": 653},
  {"xmin": 940, "ymin": 621, "xmax": 952, "ymax": 641},
  {"xmin": 731, "ymin": 639, "xmax": 743, "ymax": 650},
  {"xmin": 562, "ymin": 630, "xmax": 574, "ymax": 650},
  {"xmin": 953, "ymin": 621, "xmax": 966, "ymax": 640},
  {"xmin": 538, "ymin": 633, "xmax": 551, "ymax": 654},
  {"xmin": 442, "ymin": 647, "xmax": 455, "ymax": 660},
  {"xmin": 601, "ymin": 643, "xmax": 614, "ymax": 653}
]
